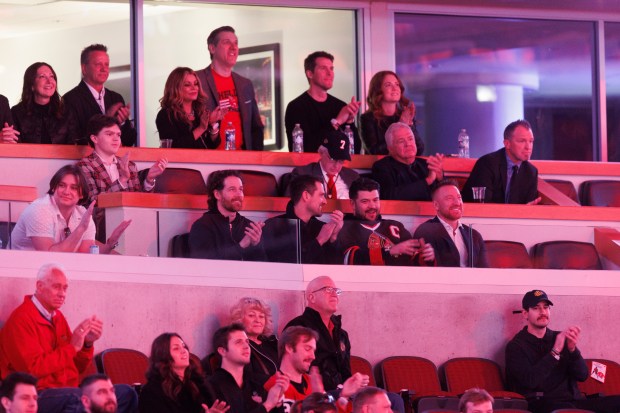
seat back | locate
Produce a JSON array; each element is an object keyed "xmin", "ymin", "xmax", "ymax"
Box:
[
  {"xmin": 190, "ymin": 353, "xmax": 203, "ymax": 375},
  {"xmin": 238, "ymin": 170, "xmax": 278, "ymax": 197},
  {"xmin": 443, "ymin": 358, "xmax": 506, "ymax": 393},
  {"xmin": 484, "ymin": 241, "xmax": 532, "ymax": 269},
  {"xmin": 279, "ymin": 172, "xmax": 294, "ymax": 197},
  {"xmin": 350, "ymin": 355, "xmax": 376, "ymax": 386},
  {"xmin": 380, "ymin": 356, "xmax": 443, "ymax": 395},
  {"xmin": 170, "ymin": 233, "xmax": 190, "ymax": 258},
  {"xmin": 78, "ymin": 358, "xmax": 99, "ymax": 383},
  {"xmin": 577, "ymin": 359, "xmax": 620, "ymax": 397},
  {"xmin": 0, "ymin": 221, "xmax": 16, "ymax": 249},
  {"xmin": 140, "ymin": 168, "xmax": 207, "ymax": 195},
  {"xmin": 579, "ymin": 180, "xmax": 620, "ymax": 207},
  {"xmin": 445, "ymin": 175, "xmax": 468, "ymax": 191},
  {"xmin": 531, "ymin": 241, "xmax": 602, "ymax": 270},
  {"xmin": 417, "ymin": 397, "xmax": 460, "ymax": 413},
  {"xmin": 97, "ymin": 348, "xmax": 149, "ymax": 385},
  {"xmin": 545, "ymin": 179, "xmax": 578, "ymax": 203}
]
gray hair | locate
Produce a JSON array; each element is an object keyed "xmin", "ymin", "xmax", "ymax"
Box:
[
  {"xmin": 36, "ymin": 263, "xmax": 67, "ymax": 282},
  {"xmin": 385, "ymin": 122, "xmax": 413, "ymax": 148}
]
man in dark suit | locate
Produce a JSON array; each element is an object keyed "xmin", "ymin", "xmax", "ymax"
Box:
[
  {"xmin": 0, "ymin": 94, "xmax": 19, "ymax": 143},
  {"xmin": 414, "ymin": 179, "xmax": 488, "ymax": 268},
  {"xmin": 462, "ymin": 119, "xmax": 541, "ymax": 204},
  {"xmin": 63, "ymin": 44, "xmax": 136, "ymax": 146},
  {"xmin": 196, "ymin": 26, "xmax": 264, "ymax": 151},
  {"xmin": 290, "ymin": 129, "xmax": 359, "ymax": 199}
]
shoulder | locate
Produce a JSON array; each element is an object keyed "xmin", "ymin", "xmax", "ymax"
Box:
[
  {"xmin": 77, "ymin": 153, "xmax": 97, "ymax": 166},
  {"xmin": 105, "ymin": 88, "xmax": 124, "ymax": 102},
  {"xmin": 521, "ymin": 161, "xmax": 538, "ymax": 174},
  {"xmin": 10, "ymin": 102, "xmax": 25, "ymax": 115},
  {"xmin": 326, "ymin": 94, "xmax": 346, "ymax": 107},
  {"xmin": 0, "ymin": 94, "xmax": 8, "ymax": 105},
  {"xmin": 287, "ymin": 93, "xmax": 311, "ymax": 108},
  {"xmin": 62, "ymin": 82, "xmax": 86, "ymax": 100},
  {"xmin": 293, "ymin": 163, "xmax": 318, "ymax": 175},
  {"xmin": 341, "ymin": 167, "xmax": 359, "ymax": 179},
  {"xmin": 232, "ymin": 71, "xmax": 252, "ymax": 86}
]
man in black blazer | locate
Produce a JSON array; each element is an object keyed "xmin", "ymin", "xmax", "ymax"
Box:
[
  {"xmin": 196, "ymin": 26, "xmax": 264, "ymax": 151},
  {"xmin": 0, "ymin": 94, "xmax": 19, "ymax": 143},
  {"xmin": 290, "ymin": 129, "xmax": 359, "ymax": 199},
  {"xmin": 63, "ymin": 44, "xmax": 136, "ymax": 146},
  {"xmin": 414, "ymin": 179, "xmax": 488, "ymax": 268},
  {"xmin": 462, "ymin": 119, "xmax": 541, "ymax": 204}
]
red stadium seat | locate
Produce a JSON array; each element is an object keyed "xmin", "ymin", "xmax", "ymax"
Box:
[
  {"xmin": 140, "ymin": 167, "xmax": 207, "ymax": 195},
  {"xmin": 579, "ymin": 180, "xmax": 620, "ymax": 207},
  {"xmin": 96, "ymin": 348, "xmax": 149, "ymax": 385},
  {"xmin": 350, "ymin": 355, "xmax": 376, "ymax": 386},
  {"xmin": 443, "ymin": 357, "xmax": 524, "ymax": 400},
  {"xmin": 577, "ymin": 359, "xmax": 620, "ymax": 397},
  {"xmin": 545, "ymin": 179, "xmax": 578, "ymax": 204},
  {"xmin": 484, "ymin": 241, "xmax": 532, "ymax": 269},
  {"xmin": 238, "ymin": 170, "xmax": 278, "ymax": 197},
  {"xmin": 530, "ymin": 241, "xmax": 602, "ymax": 270},
  {"xmin": 380, "ymin": 356, "xmax": 457, "ymax": 400}
]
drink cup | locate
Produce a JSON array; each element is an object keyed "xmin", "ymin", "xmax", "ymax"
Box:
[
  {"xmin": 160, "ymin": 139, "xmax": 173, "ymax": 148},
  {"xmin": 472, "ymin": 187, "xmax": 486, "ymax": 203}
]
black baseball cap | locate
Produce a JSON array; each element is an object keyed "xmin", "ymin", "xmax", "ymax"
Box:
[
  {"xmin": 522, "ymin": 289, "xmax": 554, "ymax": 309},
  {"xmin": 321, "ymin": 129, "xmax": 351, "ymax": 161}
]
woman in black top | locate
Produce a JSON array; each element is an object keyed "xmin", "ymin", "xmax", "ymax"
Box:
[
  {"xmin": 11, "ymin": 62, "xmax": 78, "ymax": 144},
  {"xmin": 230, "ymin": 297, "xmax": 279, "ymax": 386},
  {"xmin": 156, "ymin": 67, "xmax": 220, "ymax": 149},
  {"xmin": 139, "ymin": 332, "xmax": 227, "ymax": 413},
  {"xmin": 360, "ymin": 70, "xmax": 424, "ymax": 155}
]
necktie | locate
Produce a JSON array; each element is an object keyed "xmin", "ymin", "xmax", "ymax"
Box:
[
  {"xmin": 327, "ymin": 174, "xmax": 337, "ymax": 199},
  {"xmin": 506, "ymin": 165, "xmax": 519, "ymax": 203},
  {"xmin": 97, "ymin": 92, "xmax": 105, "ymax": 113}
]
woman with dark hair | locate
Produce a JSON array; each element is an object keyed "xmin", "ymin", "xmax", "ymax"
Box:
[
  {"xmin": 229, "ymin": 297, "xmax": 278, "ymax": 386},
  {"xmin": 360, "ymin": 70, "xmax": 424, "ymax": 155},
  {"xmin": 139, "ymin": 332, "xmax": 228, "ymax": 413},
  {"xmin": 156, "ymin": 67, "xmax": 222, "ymax": 149},
  {"xmin": 10, "ymin": 62, "xmax": 78, "ymax": 144}
]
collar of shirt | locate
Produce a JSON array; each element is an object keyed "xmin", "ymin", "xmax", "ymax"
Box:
[
  {"xmin": 506, "ymin": 153, "xmax": 521, "ymax": 171},
  {"xmin": 31, "ymin": 295, "xmax": 55, "ymax": 322},
  {"xmin": 437, "ymin": 215, "xmax": 469, "ymax": 267},
  {"xmin": 49, "ymin": 194, "xmax": 72, "ymax": 226},
  {"xmin": 94, "ymin": 152, "xmax": 123, "ymax": 186},
  {"xmin": 85, "ymin": 82, "xmax": 106, "ymax": 112},
  {"xmin": 437, "ymin": 215, "xmax": 461, "ymax": 236},
  {"xmin": 319, "ymin": 164, "xmax": 348, "ymax": 199}
]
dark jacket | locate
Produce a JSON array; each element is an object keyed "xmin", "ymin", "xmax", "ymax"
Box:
[
  {"xmin": 196, "ymin": 65, "xmax": 264, "ymax": 151},
  {"xmin": 413, "ymin": 216, "xmax": 488, "ymax": 268},
  {"xmin": 208, "ymin": 368, "xmax": 268, "ymax": 413},
  {"xmin": 506, "ymin": 327, "xmax": 588, "ymax": 402},
  {"xmin": 248, "ymin": 335, "xmax": 279, "ymax": 387},
  {"xmin": 0, "ymin": 94, "xmax": 13, "ymax": 126},
  {"xmin": 11, "ymin": 102, "xmax": 78, "ymax": 144},
  {"xmin": 262, "ymin": 201, "xmax": 335, "ymax": 264},
  {"xmin": 462, "ymin": 148, "xmax": 538, "ymax": 204},
  {"xmin": 155, "ymin": 108, "xmax": 220, "ymax": 149},
  {"xmin": 139, "ymin": 371, "xmax": 217, "ymax": 413},
  {"xmin": 189, "ymin": 209, "xmax": 266, "ymax": 261},
  {"xmin": 285, "ymin": 307, "xmax": 351, "ymax": 391},
  {"xmin": 360, "ymin": 111, "xmax": 424, "ymax": 156},
  {"xmin": 291, "ymin": 162, "xmax": 360, "ymax": 198},
  {"xmin": 62, "ymin": 80, "xmax": 136, "ymax": 146},
  {"xmin": 372, "ymin": 155, "xmax": 433, "ymax": 200}
]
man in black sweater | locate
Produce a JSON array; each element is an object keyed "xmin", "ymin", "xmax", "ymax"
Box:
[{"xmin": 506, "ymin": 290, "xmax": 620, "ymax": 413}]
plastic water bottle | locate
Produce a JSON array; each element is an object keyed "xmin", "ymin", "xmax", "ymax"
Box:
[
  {"xmin": 292, "ymin": 123, "xmax": 304, "ymax": 153},
  {"xmin": 225, "ymin": 122, "xmax": 236, "ymax": 151},
  {"xmin": 458, "ymin": 128, "xmax": 470, "ymax": 158},
  {"xmin": 344, "ymin": 125, "xmax": 355, "ymax": 156}
]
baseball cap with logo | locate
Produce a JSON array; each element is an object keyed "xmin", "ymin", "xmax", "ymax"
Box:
[
  {"xmin": 321, "ymin": 129, "xmax": 351, "ymax": 161},
  {"xmin": 522, "ymin": 289, "xmax": 554, "ymax": 309}
]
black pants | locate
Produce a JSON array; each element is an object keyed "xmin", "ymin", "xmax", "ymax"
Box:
[{"xmin": 528, "ymin": 395, "xmax": 620, "ymax": 413}]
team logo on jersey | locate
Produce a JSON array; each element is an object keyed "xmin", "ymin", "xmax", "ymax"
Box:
[{"xmin": 389, "ymin": 225, "xmax": 400, "ymax": 238}]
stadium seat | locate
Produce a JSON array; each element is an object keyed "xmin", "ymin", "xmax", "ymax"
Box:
[
  {"xmin": 494, "ymin": 410, "xmax": 531, "ymax": 413},
  {"xmin": 238, "ymin": 170, "xmax": 278, "ymax": 197},
  {"xmin": 530, "ymin": 241, "xmax": 602, "ymax": 270},
  {"xmin": 140, "ymin": 167, "xmax": 207, "ymax": 195},
  {"xmin": 545, "ymin": 179, "xmax": 578, "ymax": 203},
  {"xmin": 170, "ymin": 232, "xmax": 190, "ymax": 258},
  {"xmin": 577, "ymin": 359, "xmax": 620, "ymax": 397},
  {"xmin": 350, "ymin": 355, "xmax": 376, "ymax": 386},
  {"xmin": 201, "ymin": 352, "xmax": 221, "ymax": 376},
  {"xmin": 190, "ymin": 352, "xmax": 203, "ymax": 375},
  {"xmin": 380, "ymin": 356, "xmax": 457, "ymax": 400},
  {"xmin": 579, "ymin": 180, "xmax": 620, "ymax": 207},
  {"xmin": 443, "ymin": 358, "xmax": 524, "ymax": 399},
  {"xmin": 484, "ymin": 241, "xmax": 532, "ymax": 269},
  {"xmin": 96, "ymin": 348, "xmax": 149, "ymax": 385},
  {"xmin": 445, "ymin": 175, "xmax": 467, "ymax": 191},
  {"xmin": 417, "ymin": 396, "xmax": 460, "ymax": 413},
  {"xmin": 550, "ymin": 410, "xmax": 595, "ymax": 413},
  {"xmin": 279, "ymin": 172, "xmax": 294, "ymax": 197}
]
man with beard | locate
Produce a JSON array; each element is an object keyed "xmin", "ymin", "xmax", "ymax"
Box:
[
  {"xmin": 80, "ymin": 374, "xmax": 117, "ymax": 413},
  {"xmin": 506, "ymin": 290, "xmax": 620, "ymax": 413},
  {"xmin": 413, "ymin": 179, "xmax": 487, "ymax": 267},
  {"xmin": 263, "ymin": 175, "xmax": 343, "ymax": 264},
  {"xmin": 338, "ymin": 177, "xmax": 435, "ymax": 266},
  {"xmin": 209, "ymin": 324, "xmax": 289, "ymax": 413},
  {"xmin": 264, "ymin": 326, "xmax": 368, "ymax": 412},
  {"xmin": 462, "ymin": 119, "xmax": 541, "ymax": 204},
  {"xmin": 189, "ymin": 169, "xmax": 266, "ymax": 261},
  {"xmin": 372, "ymin": 122, "xmax": 444, "ymax": 200}
]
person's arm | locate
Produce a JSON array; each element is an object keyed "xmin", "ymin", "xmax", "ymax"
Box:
[
  {"xmin": 412, "ymin": 121, "xmax": 425, "ymax": 156},
  {"xmin": 372, "ymin": 160, "xmax": 431, "ymax": 200},
  {"xmin": 359, "ymin": 113, "xmax": 384, "ymax": 155},
  {"xmin": 249, "ymin": 90, "xmax": 264, "ymax": 151},
  {"xmin": 505, "ymin": 337, "xmax": 558, "ymax": 391},
  {"xmin": 475, "ymin": 231, "xmax": 490, "ymax": 268},
  {"xmin": 284, "ymin": 102, "xmax": 296, "ymax": 152},
  {"xmin": 30, "ymin": 202, "xmax": 96, "ymax": 253},
  {"xmin": 138, "ymin": 381, "xmax": 171, "ymax": 413}
]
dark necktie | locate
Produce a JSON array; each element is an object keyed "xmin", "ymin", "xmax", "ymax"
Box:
[
  {"xmin": 327, "ymin": 174, "xmax": 337, "ymax": 199},
  {"xmin": 506, "ymin": 165, "xmax": 519, "ymax": 203}
]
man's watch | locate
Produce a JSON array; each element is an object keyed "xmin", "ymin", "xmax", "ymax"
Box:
[{"xmin": 551, "ymin": 349, "xmax": 560, "ymax": 360}]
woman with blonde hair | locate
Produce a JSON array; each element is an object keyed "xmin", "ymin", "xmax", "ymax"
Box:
[
  {"xmin": 360, "ymin": 70, "xmax": 424, "ymax": 155},
  {"xmin": 230, "ymin": 297, "xmax": 278, "ymax": 386},
  {"xmin": 156, "ymin": 67, "xmax": 221, "ymax": 149}
]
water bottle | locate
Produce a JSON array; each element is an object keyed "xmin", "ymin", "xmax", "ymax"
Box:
[
  {"xmin": 458, "ymin": 128, "xmax": 470, "ymax": 158},
  {"xmin": 344, "ymin": 125, "xmax": 355, "ymax": 155},
  {"xmin": 225, "ymin": 122, "xmax": 236, "ymax": 151},
  {"xmin": 292, "ymin": 123, "xmax": 304, "ymax": 153}
]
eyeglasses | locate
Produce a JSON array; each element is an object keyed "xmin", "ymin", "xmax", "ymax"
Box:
[
  {"xmin": 311, "ymin": 286, "xmax": 343, "ymax": 296},
  {"xmin": 63, "ymin": 227, "xmax": 71, "ymax": 239}
]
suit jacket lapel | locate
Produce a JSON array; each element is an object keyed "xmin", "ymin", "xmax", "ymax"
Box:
[
  {"xmin": 459, "ymin": 225, "xmax": 473, "ymax": 267},
  {"xmin": 499, "ymin": 148, "xmax": 508, "ymax": 194},
  {"xmin": 79, "ymin": 81, "xmax": 104, "ymax": 114}
]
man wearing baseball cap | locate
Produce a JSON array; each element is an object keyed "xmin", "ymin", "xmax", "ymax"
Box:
[
  {"xmin": 506, "ymin": 290, "xmax": 620, "ymax": 413},
  {"xmin": 289, "ymin": 129, "xmax": 359, "ymax": 199}
]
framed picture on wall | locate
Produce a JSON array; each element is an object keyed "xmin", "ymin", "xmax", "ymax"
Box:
[{"xmin": 236, "ymin": 43, "xmax": 282, "ymax": 150}]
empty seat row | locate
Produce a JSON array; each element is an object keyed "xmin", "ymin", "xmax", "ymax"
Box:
[{"xmin": 485, "ymin": 240, "xmax": 602, "ymax": 270}]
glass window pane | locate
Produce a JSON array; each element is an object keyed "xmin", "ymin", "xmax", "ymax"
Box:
[
  {"xmin": 605, "ymin": 22, "xmax": 620, "ymax": 162},
  {"xmin": 395, "ymin": 14, "xmax": 596, "ymax": 161},
  {"xmin": 143, "ymin": 2, "xmax": 358, "ymax": 149}
]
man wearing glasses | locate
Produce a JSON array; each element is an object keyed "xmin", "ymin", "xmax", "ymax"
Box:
[{"xmin": 288, "ymin": 129, "xmax": 359, "ymax": 199}]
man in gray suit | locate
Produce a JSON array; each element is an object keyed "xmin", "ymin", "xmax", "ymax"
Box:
[
  {"xmin": 291, "ymin": 129, "xmax": 359, "ymax": 199},
  {"xmin": 196, "ymin": 26, "xmax": 264, "ymax": 151}
]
